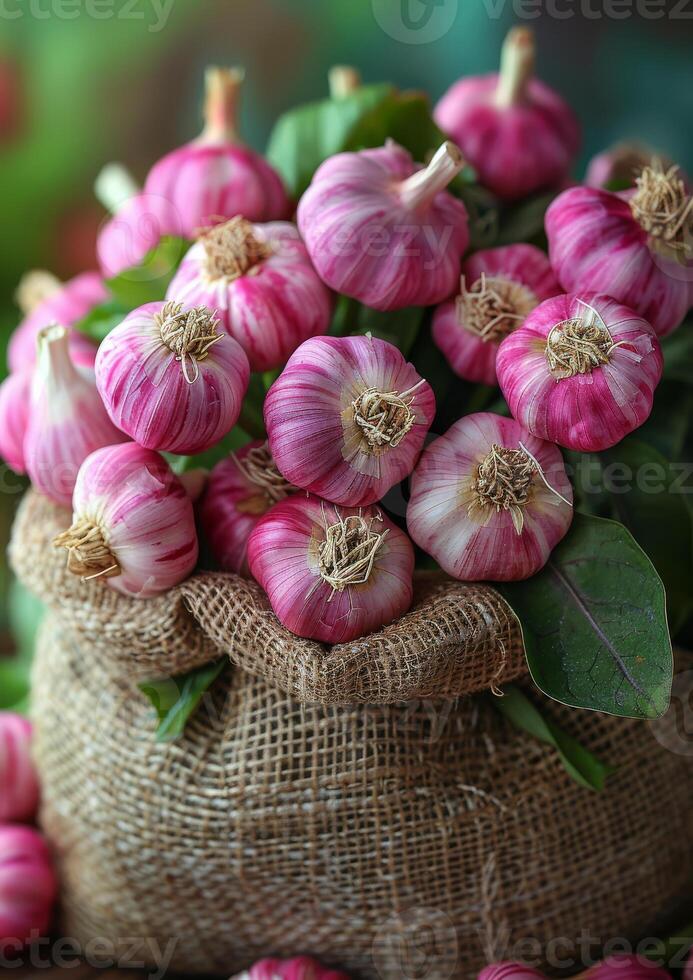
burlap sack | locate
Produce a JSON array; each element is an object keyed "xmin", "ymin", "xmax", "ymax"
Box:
[{"xmin": 11, "ymin": 491, "xmax": 693, "ymax": 979}]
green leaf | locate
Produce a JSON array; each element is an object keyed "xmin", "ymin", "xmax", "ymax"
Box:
[
  {"xmin": 344, "ymin": 90, "xmax": 447, "ymax": 162},
  {"xmin": 266, "ymin": 83, "xmax": 393, "ymax": 199},
  {"xmin": 74, "ymin": 297, "xmax": 129, "ymax": 343},
  {"xmin": 0, "ymin": 581, "xmax": 44, "ymax": 712},
  {"xmin": 107, "ymin": 235, "xmax": 189, "ymax": 309},
  {"xmin": 139, "ymin": 659, "xmax": 226, "ymax": 742},
  {"xmin": 492, "ymin": 684, "xmax": 615, "ymax": 791},
  {"xmin": 601, "ymin": 437, "xmax": 693, "ymax": 634},
  {"xmin": 330, "ymin": 296, "xmax": 425, "ymax": 356},
  {"xmin": 499, "ymin": 513, "xmax": 673, "ymax": 719},
  {"xmin": 495, "ymin": 189, "xmax": 559, "ymax": 247},
  {"xmin": 661, "ymin": 322, "xmax": 693, "ymax": 384}
]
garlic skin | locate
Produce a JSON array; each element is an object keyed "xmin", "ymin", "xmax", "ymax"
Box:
[
  {"xmin": 0, "ymin": 826, "xmax": 57, "ymax": 955},
  {"xmin": 265, "ymin": 335, "xmax": 436, "ymax": 507},
  {"xmin": 54, "ymin": 443, "xmax": 198, "ymax": 598},
  {"xmin": 496, "ymin": 293, "xmax": 663, "ymax": 452},
  {"xmin": 97, "ymin": 191, "xmax": 184, "ymax": 278},
  {"xmin": 297, "ymin": 141, "xmax": 469, "ymax": 310},
  {"xmin": 144, "ymin": 67, "xmax": 290, "ymax": 235},
  {"xmin": 24, "ymin": 326, "xmax": 128, "ymax": 508},
  {"xmin": 8, "ymin": 271, "xmax": 104, "ymax": 373},
  {"xmin": 546, "ymin": 167, "xmax": 692, "ymax": 337},
  {"xmin": 199, "ymin": 439, "xmax": 296, "ymax": 575},
  {"xmin": 232, "ymin": 957, "xmax": 351, "ymax": 980},
  {"xmin": 432, "ymin": 244, "xmax": 560, "ymax": 386},
  {"xmin": 248, "ymin": 495, "xmax": 414, "ymax": 643},
  {"xmin": 0, "ymin": 369, "xmax": 31, "ymax": 474},
  {"xmin": 0, "ymin": 713, "xmax": 39, "ymax": 823},
  {"xmin": 434, "ymin": 28, "xmax": 579, "ymax": 201},
  {"xmin": 95, "ymin": 300, "xmax": 249, "ymax": 455},
  {"xmin": 407, "ymin": 412, "xmax": 573, "ymax": 582},
  {"xmin": 166, "ymin": 218, "xmax": 334, "ymax": 372}
]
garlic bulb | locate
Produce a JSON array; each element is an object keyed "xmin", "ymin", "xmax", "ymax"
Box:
[
  {"xmin": 0, "ymin": 826, "xmax": 57, "ymax": 956},
  {"xmin": 435, "ymin": 27, "xmax": 580, "ymax": 201},
  {"xmin": 265, "ymin": 335, "xmax": 435, "ymax": 506},
  {"xmin": 199, "ymin": 439, "xmax": 296, "ymax": 575},
  {"xmin": 0, "ymin": 713, "xmax": 39, "ymax": 823},
  {"xmin": 496, "ymin": 293, "xmax": 663, "ymax": 452},
  {"xmin": 54, "ymin": 442, "xmax": 198, "ymax": 598},
  {"xmin": 586, "ymin": 958, "xmax": 671, "ymax": 980},
  {"xmin": 24, "ymin": 326, "xmax": 128, "ymax": 508},
  {"xmin": 0, "ymin": 369, "xmax": 31, "ymax": 475},
  {"xmin": 166, "ymin": 217, "xmax": 334, "ymax": 372},
  {"xmin": 232, "ymin": 957, "xmax": 351, "ymax": 980},
  {"xmin": 95, "ymin": 300, "xmax": 249, "ymax": 455},
  {"xmin": 432, "ymin": 243, "xmax": 560, "ymax": 386},
  {"xmin": 144, "ymin": 67, "xmax": 290, "ymax": 233},
  {"xmin": 8, "ymin": 270, "xmax": 103, "ymax": 372},
  {"xmin": 297, "ymin": 140, "xmax": 469, "ymax": 310},
  {"xmin": 248, "ymin": 494, "xmax": 414, "ymax": 643},
  {"xmin": 546, "ymin": 164, "xmax": 692, "ymax": 336},
  {"xmin": 477, "ymin": 966, "xmax": 544, "ymax": 980},
  {"xmin": 407, "ymin": 412, "xmax": 573, "ymax": 582}
]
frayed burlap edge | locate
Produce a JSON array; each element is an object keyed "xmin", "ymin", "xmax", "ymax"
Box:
[{"xmin": 10, "ymin": 491, "xmax": 526, "ymax": 701}]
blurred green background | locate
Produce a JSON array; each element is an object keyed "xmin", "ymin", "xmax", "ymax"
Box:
[{"xmin": 0, "ymin": 0, "xmax": 691, "ymax": 693}]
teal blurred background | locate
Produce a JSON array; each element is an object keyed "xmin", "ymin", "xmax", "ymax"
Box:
[{"xmin": 0, "ymin": 0, "xmax": 691, "ymax": 681}]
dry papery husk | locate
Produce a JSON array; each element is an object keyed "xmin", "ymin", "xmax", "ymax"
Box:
[{"xmin": 11, "ymin": 491, "xmax": 693, "ymax": 979}]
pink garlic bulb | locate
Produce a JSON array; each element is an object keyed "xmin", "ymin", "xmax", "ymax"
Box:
[
  {"xmin": 434, "ymin": 27, "xmax": 579, "ymax": 201},
  {"xmin": 166, "ymin": 217, "xmax": 333, "ymax": 372},
  {"xmin": 54, "ymin": 442, "xmax": 198, "ymax": 598},
  {"xmin": 478, "ymin": 965, "xmax": 544, "ymax": 980},
  {"xmin": 545, "ymin": 164, "xmax": 692, "ymax": 337},
  {"xmin": 0, "ymin": 826, "xmax": 57, "ymax": 956},
  {"xmin": 0, "ymin": 369, "xmax": 31, "ymax": 474},
  {"xmin": 8, "ymin": 270, "xmax": 103, "ymax": 373},
  {"xmin": 199, "ymin": 440, "xmax": 296, "ymax": 575},
  {"xmin": 297, "ymin": 140, "xmax": 469, "ymax": 310},
  {"xmin": 95, "ymin": 300, "xmax": 249, "ymax": 455},
  {"xmin": 585, "ymin": 957, "xmax": 671, "ymax": 979},
  {"xmin": 248, "ymin": 494, "xmax": 414, "ymax": 643},
  {"xmin": 265, "ymin": 335, "xmax": 435, "ymax": 507},
  {"xmin": 407, "ymin": 412, "xmax": 573, "ymax": 582},
  {"xmin": 144, "ymin": 67, "xmax": 290, "ymax": 235},
  {"xmin": 24, "ymin": 326, "xmax": 128, "ymax": 508},
  {"xmin": 432, "ymin": 243, "xmax": 560, "ymax": 386},
  {"xmin": 232, "ymin": 956, "xmax": 351, "ymax": 980},
  {"xmin": 0, "ymin": 714, "xmax": 39, "ymax": 823},
  {"xmin": 496, "ymin": 293, "xmax": 663, "ymax": 452}
]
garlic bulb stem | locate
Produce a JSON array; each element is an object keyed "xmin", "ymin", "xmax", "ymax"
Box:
[
  {"xmin": 328, "ymin": 65, "xmax": 361, "ymax": 99},
  {"xmin": 94, "ymin": 163, "xmax": 141, "ymax": 216},
  {"xmin": 202, "ymin": 66, "xmax": 244, "ymax": 143},
  {"xmin": 398, "ymin": 141, "xmax": 465, "ymax": 210},
  {"xmin": 495, "ymin": 27, "xmax": 535, "ymax": 108},
  {"xmin": 36, "ymin": 325, "xmax": 79, "ymax": 385}
]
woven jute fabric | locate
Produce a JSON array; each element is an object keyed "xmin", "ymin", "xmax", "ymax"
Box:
[{"xmin": 12, "ymin": 491, "xmax": 693, "ymax": 979}]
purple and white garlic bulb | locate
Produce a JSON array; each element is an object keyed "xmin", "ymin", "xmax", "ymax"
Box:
[
  {"xmin": 199, "ymin": 439, "xmax": 297, "ymax": 575},
  {"xmin": 432, "ymin": 243, "xmax": 560, "ymax": 386},
  {"xmin": 248, "ymin": 494, "xmax": 414, "ymax": 643},
  {"xmin": 0, "ymin": 369, "xmax": 31, "ymax": 475},
  {"xmin": 407, "ymin": 412, "xmax": 573, "ymax": 582},
  {"xmin": 0, "ymin": 826, "xmax": 57, "ymax": 957},
  {"xmin": 435, "ymin": 27, "xmax": 580, "ymax": 201},
  {"xmin": 24, "ymin": 326, "xmax": 127, "ymax": 508},
  {"xmin": 95, "ymin": 300, "xmax": 249, "ymax": 455},
  {"xmin": 297, "ymin": 140, "xmax": 469, "ymax": 310},
  {"xmin": 265, "ymin": 335, "xmax": 435, "ymax": 507},
  {"xmin": 143, "ymin": 67, "xmax": 290, "ymax": 234},
  {"xmin": 8, "ymin": 271, "xmax": 103, "ymax": 373},
  {"xmin": 546, "ymin": 163, "xmax": 692, "ymax": 336},
  {"xmin": 54, "ymin": 442, "xmax": 198, "ymax": 598},
  {"xmin": 0, "ymin": 713, "xmax": 39, "ymax": 824},
  {"xmin": 166, "ymin": 217, "xmax": 333, "ymax": 372},
  {"xmin": 232, "ymin": 955, "xmax": 351, "ymax": 980},
  {"xmin": 496, "ymin": 293, "xmax": 663, "ymax": 452}
]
